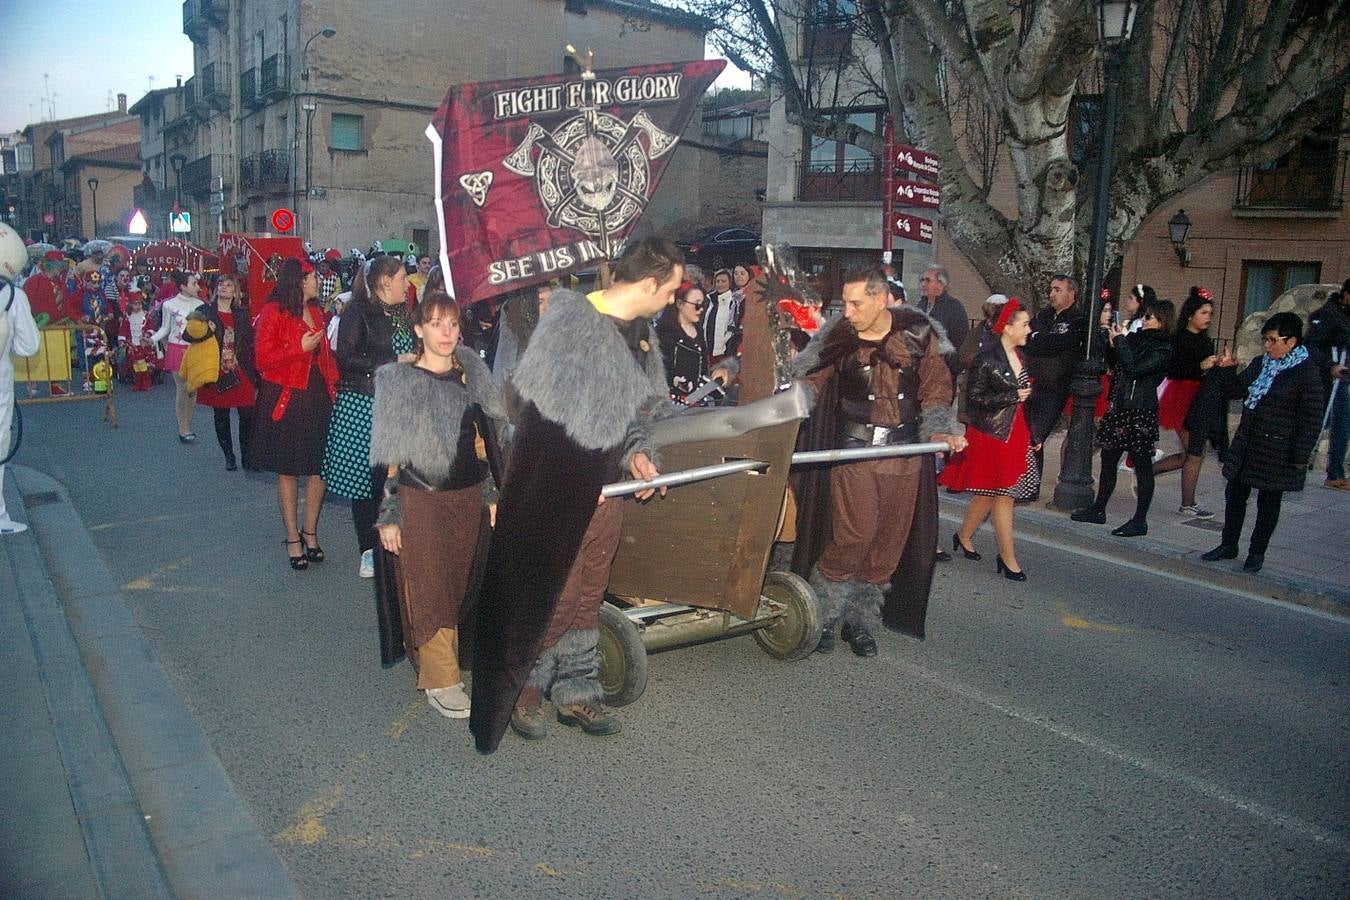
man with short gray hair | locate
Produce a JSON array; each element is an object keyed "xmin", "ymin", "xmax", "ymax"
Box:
[{"xmin": 917, "ymin": 265, "xmax": 970, "ymax": 377}]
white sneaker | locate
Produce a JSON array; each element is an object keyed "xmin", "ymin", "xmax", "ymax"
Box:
[
  {"xmin": 0, "ymin": 518, "xmax": 28, "ymax": 535},
  {"xmin": 426, "ymin": 683, "xmax": 471, "ymax": 719},
  {"xmin": 358, "ymin": 548, "xmax": 374, "ymax": 578},
  {"xmin": 1179, "ymin": 504, "xmax": 1215, "ymax": 519}
]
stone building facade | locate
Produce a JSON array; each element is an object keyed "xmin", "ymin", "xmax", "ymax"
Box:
[{"xmin": 163, "ymin": 0, "xmax": 748, "ymax": 256}]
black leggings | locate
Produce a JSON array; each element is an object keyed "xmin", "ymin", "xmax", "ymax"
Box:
[
  {"xmin": 351, "ymin": 466, "xmax": 388, "ymax": 553},
  {"xmin": 1093, "ymin": 446, "xmax": 1155, "ymax": 523},
  {"xmin": 1220, "ymin": 480, "xmax": 1283, "ymax": 554},
  {"xmin": 213, "ymin": 407, "xmax": 254, "ymax": 467}
]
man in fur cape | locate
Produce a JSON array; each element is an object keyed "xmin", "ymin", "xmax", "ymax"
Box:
[
  {"xmin": 470, "ymin": 237, "xmax": 679, "ymax": 754},
  {"xmin": 790, "ymin": 266, "xmax": 965, "ymax": 656}
]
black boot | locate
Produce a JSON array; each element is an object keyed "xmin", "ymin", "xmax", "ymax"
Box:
[
  {"xmin": 840, "ymin": 622, "xmax": 878, "ymax": 657},
  {"xmin": 815, "ymin": 627, "xmax": 836, "ymax": 654}
]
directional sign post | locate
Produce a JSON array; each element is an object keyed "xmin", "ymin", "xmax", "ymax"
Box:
[
  {"xmin": 883, "ymin": 115, "xmax": 942, "ymax": 255},
  {"xmin": 893, "ymin": 142, "xmax": 941, "ymax": 179},
  {"xmin": 892, "ymin": 212, "xmax": 934, "ymax": 245},
  {"xmin": 893, "ymin": 177, "xmax": 941, "ymax": 210}
]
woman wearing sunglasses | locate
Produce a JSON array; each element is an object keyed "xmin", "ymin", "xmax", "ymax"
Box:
[{"xmin": 656, "ymin": 282, "xmax": 735, "ymax": 405}]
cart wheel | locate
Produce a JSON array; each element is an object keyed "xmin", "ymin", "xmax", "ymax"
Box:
[
  {"xmin": 597, "ymin": 600, "xmax": 647, "ymax": 707},
  {"xmin": 753, "ymin": 570, "xmax": 822, "ymax": 660}
]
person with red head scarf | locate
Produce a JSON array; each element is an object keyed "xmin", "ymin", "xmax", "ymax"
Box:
[{"xmin": 940, "ymin": 299, "xmax": 1038, "ymax": 580}]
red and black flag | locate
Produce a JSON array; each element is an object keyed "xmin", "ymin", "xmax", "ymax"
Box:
[{"xmin": 426, "ymin": 59, "xmax": 725, "ymax": 305}]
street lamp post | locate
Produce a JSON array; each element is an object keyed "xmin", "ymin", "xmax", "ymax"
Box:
[
  {"xmin": 87, "ymin": 176, "xmax": 99, "ymax": 240},
  {"xmin": 296, "ymin": 25, "xmax": 337, "ymax": 240},
  {"xmin": 1052, "ymin": 0, "xmax": 1138, "ymax": 510}
]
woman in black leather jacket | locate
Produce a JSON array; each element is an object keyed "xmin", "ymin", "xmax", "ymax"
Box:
[
  {"xmin": 1072, "ymin": 300, "xmax": 1175, "ymax": 536},
  {"xmin": 940, "ymin": 302, "xmax": 1037, "ymax": 580},
  {"xmin": 320, "ymin": 255, "xmax": 416, "ymax": 577}
]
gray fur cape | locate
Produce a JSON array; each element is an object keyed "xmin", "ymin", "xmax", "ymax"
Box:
[
  {"xmin": 369, "ymin": 346, "xmax": 506, "ymax": 484},
  {"xmin": 470, "ymin": 288, "xmax": 668, "ymax": 754}
]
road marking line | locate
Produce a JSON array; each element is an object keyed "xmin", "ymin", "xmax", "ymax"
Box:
[
  {"xmin": 881, "ymin": 655, "xmax": 1349, "ymax": 852},
  {"xmin": 275, "ymin": 784, "xmax": 345, "ymax": 846},
  {"xmin": 1057, "ymin": 603, "xmax": 1132, "ymax": 633}
]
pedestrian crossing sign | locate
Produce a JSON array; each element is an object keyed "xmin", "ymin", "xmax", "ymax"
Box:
[{"xmin": 170, "ymin": 210, "xmax": 192, "ymax": 234}]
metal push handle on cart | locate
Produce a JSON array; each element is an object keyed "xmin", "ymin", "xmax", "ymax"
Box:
[{"xmin": 600, "ymin": 441, "xmax": 949, "ymax": 498}]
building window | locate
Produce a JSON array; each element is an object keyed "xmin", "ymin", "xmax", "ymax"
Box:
[
  {"xmin": 798, "ymin": 247, "xmax": 888, "ymax": 310},
  {"xmin": 331, "ymin": 113, "xmax": 363, "ymax": 152},
  {"xmin": 412, "ymin": 228, "xmax": 430, "ymax": 254},
  {"xmin": 799, "ymin": 107, "xmax": 882, "ymax": 201},
  {"xmin": 1240, "ymin": 260, "xmax": 1322, "ymax": 319},
  {"xmin": 803, "ymin": 0, "xmax": 856, "ymax": 57}
]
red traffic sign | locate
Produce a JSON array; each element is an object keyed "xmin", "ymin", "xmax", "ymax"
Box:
[
  {"xmin": 893, "ymin": 143, "xmax": 940, "ymax": 179},
  {"xmin": 894, "ymin": 177, "xmax": 941, "ymax": 209},
  {"xmin": 271, "ymin": 208, "xmax": 296, "ymax": 233},
  {"xmin": 893, "ymin": 212, "xmax": 934, "ymax": 244}
]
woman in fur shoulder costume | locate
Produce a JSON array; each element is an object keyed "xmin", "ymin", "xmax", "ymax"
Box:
[{"xmin": 369, "ymin": 292, "xmax": 506, "ymax": 721}]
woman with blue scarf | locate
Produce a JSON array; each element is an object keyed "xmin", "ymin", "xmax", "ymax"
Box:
[{"xmin": 1201, "ymin": 312, "xmax": 1324, "ymax": 572}]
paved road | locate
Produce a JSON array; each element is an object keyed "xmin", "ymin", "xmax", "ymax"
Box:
[{"xmin": 14, "ymin": 391, "xmax": 1350, "ymax": 897}]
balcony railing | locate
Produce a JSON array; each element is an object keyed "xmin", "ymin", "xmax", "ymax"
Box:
[
  {"xmin": 201, "ymin": 63, "xmax": 229, "ymax": 111},
  {"xmin": 1234, "ymin": 150, "xmax": 1346, "ymax": 213},
  {"xmin": 201, "ymin": 0, "xmax": 227, "ymax": 26},
  {"xmin": 797, "ymin": 159, "xmax": 883, "ymax": 202},
  {"xmin": 261, "ymin": 55, "xmax": 288, "ymax": 99},
  {"xmin": 240, "ymin": 68, "xmax": 259, "ymax": 108},
  {"xmin": 182, "ymin": 0, "xmax": 205, "ymax": 42},
  {"xmin": 240, "ymin": 149, "xmax": 290, "ymax": 193},
  {"xmin": 802, "ymin": 15, "xmax": 854, "ymax": 58},
  {"xmin": 182, "ymin": 76, "xmax": 196, "ymax": 110},
  {"xmin": 181, "ymin": 155, "xmax": 212, "ymax": 196}
]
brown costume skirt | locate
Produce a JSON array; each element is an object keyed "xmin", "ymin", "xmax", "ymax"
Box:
[{"xmin": 397, "ymin": 484, "xmax": 483, "ymax": 649}]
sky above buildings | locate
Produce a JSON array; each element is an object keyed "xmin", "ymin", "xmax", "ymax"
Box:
[
  {"xmin": 0, "ymin": 1, "xmax": 748, "ymax": 134},
  {"xmin": 0, "ymin": 1, "xmax": 197, "ymax": 132}
]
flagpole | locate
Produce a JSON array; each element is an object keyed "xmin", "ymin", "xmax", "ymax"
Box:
[{"xmin": 565, "ymin": 44, "xmax": 611, "ymax": 260}]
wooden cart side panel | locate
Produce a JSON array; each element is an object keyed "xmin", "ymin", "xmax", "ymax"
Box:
[{"xmin": 607, "ymin": 419, "xmax": 800, "ymax": 619}]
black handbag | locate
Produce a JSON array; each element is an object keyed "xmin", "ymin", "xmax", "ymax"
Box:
[{"xmin": 214, "ymin": 368, "xmax": 241, "ymax": 392}]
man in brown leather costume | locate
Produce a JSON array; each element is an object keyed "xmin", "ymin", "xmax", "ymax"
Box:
[{"xmin": 792, "ymin": 266, "xmax": 965, "ymax": 656}]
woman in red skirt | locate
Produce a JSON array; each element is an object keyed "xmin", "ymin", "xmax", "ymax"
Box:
[
  {"xmin": 195, "ymin": 274, "xmax": 257, "ymax": 470},
  {"xmin": 1155, "ymin": 287, "xmax": 1219, "ymax": 517},
  {"xmin": 941, "ymin": 301, "xmax": 1038, "ymax": 581}
]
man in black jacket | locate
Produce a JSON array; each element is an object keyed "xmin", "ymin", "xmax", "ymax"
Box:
[
  {"xmin": 916, "ymin": 265, "xmax": 971, "ymax": 378},
  {"xmin": 1306, "ymin": 281, "xmax": 1350, "ymax": 489},
  {"xmin": 1024, "ymin": 274, "xmax": 1086, "ymax": 445}
]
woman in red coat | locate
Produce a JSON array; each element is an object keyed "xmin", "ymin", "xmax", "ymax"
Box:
[{"xmin": 251, "ymin": 258, "xmax": 339, "ymax": 570}]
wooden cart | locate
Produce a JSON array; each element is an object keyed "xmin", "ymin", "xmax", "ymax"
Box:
[{"xmin": 596, "ymin": 384, "xmax": 823, "ymax": 706}]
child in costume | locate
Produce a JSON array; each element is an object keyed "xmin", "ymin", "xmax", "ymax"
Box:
[{"xmin": 118, "ymin": 289, "xmax": 157, "ymax": 391}]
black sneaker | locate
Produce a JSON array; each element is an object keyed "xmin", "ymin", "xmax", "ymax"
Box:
[
  {"xmin": 510, "ymin": 705, "xmax": 548, "ymax": 740},
  {"xmin": 556, "ymin": 703, "xmax": 621, "ymax": 736},
  {"xmin": 1070, "ymin": 507, "xmax": 1106, "ymax": 524},
  {"xmin": 1201, "ymin": 544, "xmax": 1238, "ymax": 562}
]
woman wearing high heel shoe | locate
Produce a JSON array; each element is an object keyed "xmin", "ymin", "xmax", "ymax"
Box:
[
  {"xmin": 1071, "ymin": 300, "xmax": 1175, "ymax": 537},
  {"xmin": 250, "ymin": 259, "xmax": 338, "ymax": 569},
  {"xmin": 939, "ymin": 301, "xmax": 1038, "ymax": 580}
]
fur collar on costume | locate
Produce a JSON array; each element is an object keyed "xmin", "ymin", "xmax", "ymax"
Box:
[
  {"xmin": 793, "ymin": 305, "xmax": 953, "ymax": 378},
  {"xmin": 368, "ymin": 347, "xmax": 505, "ymax": 480},
  {"xmin": 509, "ymin": 288, "xmax": 668, "ymax": 451}
]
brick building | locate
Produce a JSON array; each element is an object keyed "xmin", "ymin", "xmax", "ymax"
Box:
[{"xmin": 161, "ymin": 0, "xmax": 755, "ymax": 255}]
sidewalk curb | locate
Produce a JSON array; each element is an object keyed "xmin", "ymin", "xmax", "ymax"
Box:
[
  {"xmin": 13, "ymin": 464, "xmax": 300, "ymax": 900},
  {"xmin": 3, "ymin": 471, "xmax": 172, "ymax": 900},
  {"xmin": 939, "ymin": 498, "xmax": 1350, "ymax": 618}
]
